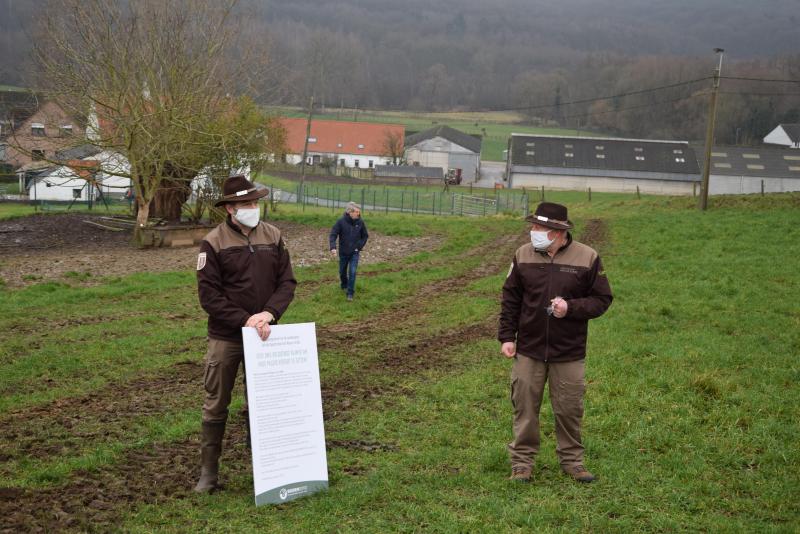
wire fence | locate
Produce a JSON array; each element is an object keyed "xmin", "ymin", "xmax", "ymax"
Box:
[{"xmin": 271, "ymin": 183, "xmax": 529, "ymax": 217}]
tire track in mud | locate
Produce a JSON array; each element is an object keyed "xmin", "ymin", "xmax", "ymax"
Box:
[{"xmin": 0, "ymin": 228, "xmax": 526, "ymax": 532}]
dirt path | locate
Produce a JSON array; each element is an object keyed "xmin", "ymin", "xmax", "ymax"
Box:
[
  {"xmin": 0, "ymin": 226, "xmax": 526, "ymax": 532},
  {"xmin": 0, "ymin": 213, "xmax": 440, "ymax": 288}
]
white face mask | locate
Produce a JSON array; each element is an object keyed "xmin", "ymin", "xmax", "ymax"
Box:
[
  {"xmin": 531, "ymin": 230, "xmax": 555, "ymax": 251},
  {"xmin": 234, "ymin": 207, "xmax": 260, "ymax": 228}
]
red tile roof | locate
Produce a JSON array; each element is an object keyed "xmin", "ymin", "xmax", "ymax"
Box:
[{"xmin": 279, "ymin": 118, "xmax": 404, "ymax": 157}]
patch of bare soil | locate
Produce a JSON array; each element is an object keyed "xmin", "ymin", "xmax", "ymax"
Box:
[
  {"xmin": 577, "ymin": 219, "xmax": 610, "ymax": 255},
  {"xmin": 0, "ymin": 226, "xmax": 525, "ymax": 532},
  {"xmin": 0, "ymin": 213, "xmax": 440, "ymax": 288}
]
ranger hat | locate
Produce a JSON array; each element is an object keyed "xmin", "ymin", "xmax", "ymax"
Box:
[
  {"xmin": 214, "ymin": 175, "xmax": 269, "ymax": 207},
  {"xmin": 525, "ymin": 202, "xmax": 573, "ymax": 230}
]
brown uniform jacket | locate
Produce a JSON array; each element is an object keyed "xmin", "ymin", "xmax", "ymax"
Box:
[
  {"xmin": 197, "ymin": 218, "xmax": 297, "ymax": 342},
  {"xmin": 499, "ymin": 234, "xmax": 612, "ymax": 362}
]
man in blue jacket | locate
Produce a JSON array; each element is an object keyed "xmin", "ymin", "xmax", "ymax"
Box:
[{"xmin": 329, "ymin": 202, "xmax": 369, "ymax": 301}]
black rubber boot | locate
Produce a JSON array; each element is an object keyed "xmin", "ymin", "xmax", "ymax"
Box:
[{"xmin": 194, "ymin": 421, "xmax": 225, "ymax": 493}]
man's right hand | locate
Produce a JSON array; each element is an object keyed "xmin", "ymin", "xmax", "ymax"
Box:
[
  {"xmin": 501, "ymin": 342, "xmax": 516, "ymax": 358},
  {"xmin": 330, "ymin": 249, "xmax": 337, "ymax": 257}
]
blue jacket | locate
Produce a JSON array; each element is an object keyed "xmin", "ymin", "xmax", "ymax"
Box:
[{"xmin": 329, "ymin": 212, "xmax": 368, "ymax": 256}]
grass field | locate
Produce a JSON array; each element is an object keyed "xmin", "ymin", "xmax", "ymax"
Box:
[
  {"xmin": 1, "ymin": 192, "xmax": 798, "ymax": 531},
  {"xmin": 271, "ymin": 106, "xmax": 600, "ymax": 162}
]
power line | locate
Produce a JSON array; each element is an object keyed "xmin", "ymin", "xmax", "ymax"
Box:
[
  {"xmin": 559, "ymin": 92, "xmax": 706, "ymax": 120},
  {"xmin": 424, "ymin": 76, "xmax": 711, "ymax": 114},
  {"xmin": 719, "ymin": 91, "xmax": 800, "ymax": 96},
  {"xmin": 720, "ymin": 76, "xmax": 800, "ymax": 83}
]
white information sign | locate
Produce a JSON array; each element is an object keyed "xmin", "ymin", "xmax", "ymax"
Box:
[{"xmin": 242, "ymin": 322, "xmax": 328, "ymax": 506}]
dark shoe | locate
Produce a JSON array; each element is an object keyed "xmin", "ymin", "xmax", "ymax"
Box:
[
  {"xmin": 194, "ymin": 421, "xmax": 226, "ymax": 493},
  {"xmin": 564, "ymin": 464, "xmax": 595, "ymax": 483},
  {"xmin": 509, "ymin": 465, "xmax": 532, "ymax": 483},
  {"xmin": 346, "ymin": 294, "xmax": 353, "ymax": 301}
]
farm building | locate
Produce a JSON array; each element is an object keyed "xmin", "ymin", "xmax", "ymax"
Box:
[
  {"xmin": 697, "ymin": 145, "xmax": 800, "ymax": 194},
  {"xmin": 505, "ymin": 134, "xmax": 701, "ymax": 194},
  {"xmin": 373, "ymin": 165, "xmax": 443, "ymax": 184},
  {"xmin": 763, "ymin": 124, "xmax": 800, "ymax": 149},
  {"xmin": 279, "ymin": 118, "xmax": 404, "ymax": 169},
  {"xmin": 404, "ymin": 125, "xmax": 481, "ymax": 182},
  {"xmin": 27, "ymin": 146, "xmax": 131, "ymax": 202}
]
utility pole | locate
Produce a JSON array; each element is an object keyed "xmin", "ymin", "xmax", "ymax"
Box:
[
  {"xmin": 699, "ymin": 48, "xmax": 724, "ymax": 211},
  {"xmin": 299, "ymin": 95, "xmax": 314, "ymax": 197}
]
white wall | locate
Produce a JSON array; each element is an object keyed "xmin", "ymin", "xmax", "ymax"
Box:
[
  {"xmin": 286, "ymin": 152, "xmax": 392, "ymax": 169},
  {"xmin": 404, "ymin": 137, "xmax": 480, "ymax": 180},
  {"xmin": 708, "ymin": 174, "xmax": 800, "ymax": 194},
  {"xmin": 763, "ymin": 126, "xmax": 799, "ymax": 148},
  {"xmin": 509, "ymin": 172, "xmax": 696, "ymax": 195}
]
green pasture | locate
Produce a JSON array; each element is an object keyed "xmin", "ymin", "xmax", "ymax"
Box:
[
  {"xmin": 1, "ymin": 193, "xmax": 798, "ymax": 531},
  {"xmin": 271, "ymin": 107, "xmax": 600, "ymax": 161}
]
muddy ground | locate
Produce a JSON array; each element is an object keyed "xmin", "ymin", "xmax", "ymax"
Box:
[
  {"xmin": 0, "ymin": 215, "xmax": 611, "ymax": 532},
  {"xmin": 0, "ymin": 213, "xmax": 440, "ymax": 288}
]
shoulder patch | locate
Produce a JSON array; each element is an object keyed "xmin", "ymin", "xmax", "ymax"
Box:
[{"xmin": 196, "ymin": 252, "xmax": 207, "ymax": 271}]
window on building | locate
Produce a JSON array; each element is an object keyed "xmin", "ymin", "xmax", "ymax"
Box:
[
  {"xmin": 60, "ymin": 125, "xmax": 73, "ymax": 137},
  {"xmin": 368, "ymin": 160, "xmax": 374, "ymax": 168},
  {"xmin": 564, "ymin": 152, "xmax": 574, "ymax": 158},
  {"xmin": 596, "ymin": 154, "xmax": 605, "ymax": 159},
  {"xmin": 673, "ymin": 149, "xmax": 683, "ymax": 154},
  {"xmin": 714, "ymin": 163, "xmax": 732, "ymax": 168},
  {"xmin": 711, "ymin": 152, "xmax": 727, "ymax": 157},
  {"xmin": 788, "ymin": 166, "xmax": 800, "ymax": 171},
  {"xmin": 746, "ymin": 164, "xmax": 765, "ymax": 170},
  {"xmin": 595, "ymin": 145, "xmax": 604, "ymax": 150},
  {"xmin": 564, "ymin": 143, "xmax": 573, "ymax": 149},
  {"xmin": 32, "ymin": 149, "xmax": 45, "ymax": 161},
  {"xmin": 354, "ymin": 159, "xmax": 359, "ymax": 167},
  {"xmin": 73, "ymin": 189, "xmax": 82, "ymax": 199},
  {"xmin": 635, "ymin": 155, "xmax": 645, "ymax": 161},
  {"xmin": 634, "ymin": 147, "xmax": 644, "ymax": 152},
  {"xmin": 525, "ymin": 150, "xmax": 535, "ymax": 156},
  {"xmin": 339, "ymin": 158, "xmax": 345, "ymax": 166},
  {"xmin": 307, "ymin": 137, "xmax": 317, "ymax": 143},
  {"xmin": 526, "ymin": 142, "xmax": 535, "ymax": 147},
  {"xmin": 357, "ymin": 144, "xmax": 365, "ymax": 149},
  {"xmin": 31, "ymin": 123, "xmax": 45, "ymax": 136},
  {"xmin": 742, "ymin": 153, "xmax": 760, "ymax": 159},
  {"xmin": 0, "ymin": 143, "xmax": 6, "ymax": 160},
  {"xmin": 675, "ymin": 157, "xmax": 686, "ymax": 163},
  {"xmin": 783, "ymin": 155, "xmax": 800, "ymax": 161},
  {"xmin": 337, "ymin": 143, "xmax": 343, "ymax": 148}
]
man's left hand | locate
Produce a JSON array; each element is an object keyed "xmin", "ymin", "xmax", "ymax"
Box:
[
  {"xmin": 551, "ymin": 297, "xmax": 568, "ymax": 318},
  {"xmin": 246, "ymin": 311, "xmax": 274, "ymax": 340}
]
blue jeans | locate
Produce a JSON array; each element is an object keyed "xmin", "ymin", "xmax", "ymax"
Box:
[{"xmin": 339, "ymin": 252, "xmax": 359, "ymax": 296}]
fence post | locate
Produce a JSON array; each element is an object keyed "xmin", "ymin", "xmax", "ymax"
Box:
[
  {"xmin": 588, "ymin": 187, "xmax": 592, "ymax": 201},
  {"xmin": 541, "ymin": 185, "xmax": 545, "ymax": 200},
  {"xmin": 451, "ymin": 193, "xmax": 455, "ymax": 215},
  {"xmin": 373, "ymin": 190, "xmax": 376, "ymax": 212},
  {"xmin": 401, "ymin": 191, "xmax": 405, "ymax": 212},
  {"xmin": 761, "ymin": 179, "xmax": 764, "ymax": 196},
  {"xmin": 692, "ymin": 182, "xmax": 697, "ymax": 197},
  {"xmin": 636, "ymin": 185, "xmax": 640, "ymax": 199},
  {"xmin": 385, "ymin": 190, "xmax": 389, "ymax": 213},
  {"xmin": 361, "ymin": 188, "xmax": 365, "ymax": 212}
]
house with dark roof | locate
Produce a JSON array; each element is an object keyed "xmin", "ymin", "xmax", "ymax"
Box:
[
  {"xmin": 763, "ymin": 124, "xmax": 800, "ymax": 149},
  {"xmin": 404, "ymin": 125, "xmax": 482, "ymax": 182},
  {"xmin": 279, "ymin": 118, "xmax": 404, "ymax": 170},
  {"xmin": 1, "ymin": 99, "xmax": 84, "ymax": 169},
  {"xmin": 506, "ymin": 134, "xmax": 701, "ymax": 195},
  {"xmin": 698, "ymin": 145, "xmax": 800, "ymax": 194}
]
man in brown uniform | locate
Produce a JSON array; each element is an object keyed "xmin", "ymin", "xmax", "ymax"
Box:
[
  {"xmin": 194, "ymin": 175, "xmax": 297, "ymax": 493},
  {"xmin": 499, "ymin": 202, "xmax": 612, "ymax": 484}
]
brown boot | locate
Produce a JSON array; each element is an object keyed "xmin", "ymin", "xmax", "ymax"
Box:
[
  {"xmin": 509, "ymin": 465, "xmax": 532, "ymax": 483},
  {"xmin": 563, "ymin": 464, "xmax": 595, "ymax": 483},
  {"xmin": 194, "ymin": 421, "xmax": 225, "ymax": 493}
]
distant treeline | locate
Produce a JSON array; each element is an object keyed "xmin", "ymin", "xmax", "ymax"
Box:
[{"xmin": 3, "ymin": 0, "xmax": 799, "ymax": 144}]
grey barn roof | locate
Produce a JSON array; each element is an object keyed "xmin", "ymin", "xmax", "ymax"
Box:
[
  {"xmin": 509, "ymin": 134, "xmax": 700, "ymax": 176},
  {"xmin": 374, "ymin": 165, "xmax": 443, "ymax": 179},
  {"xmin": 695, "ymin": 145, "xmax": 800, "ymax": 179},
  {"xmin": 779, "ymin": 124, "xmax": 800, "ymax": 143},
  {"xmin": 405, "ymin": 125, "xmax": 482, "ymax": 154},
  {"xmin": 55, "ymin": 144, "xmax": 103, "ymax": 161}
]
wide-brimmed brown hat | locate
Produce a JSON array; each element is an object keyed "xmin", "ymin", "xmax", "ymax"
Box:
[
  {"xmin": 214, "ymin": 175, "xmax": 269, "ymax": 207},
  {"xmin": 525, "ymin": 202, "xmax": 573, "ymax": 230}
]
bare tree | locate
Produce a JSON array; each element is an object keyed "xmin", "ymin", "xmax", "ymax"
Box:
[
  {"xmin": 381, "ymin": 129, "xmax": 404, "ymax": 165},
  {"xmin": 34, "ymin": 0, "xmax": 283, "ymax": 237}
]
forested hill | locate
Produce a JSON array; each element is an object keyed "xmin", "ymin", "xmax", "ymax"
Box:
[{"xmin": 2, "ymin": 0, "xmax": 799, "ymax": 143}]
